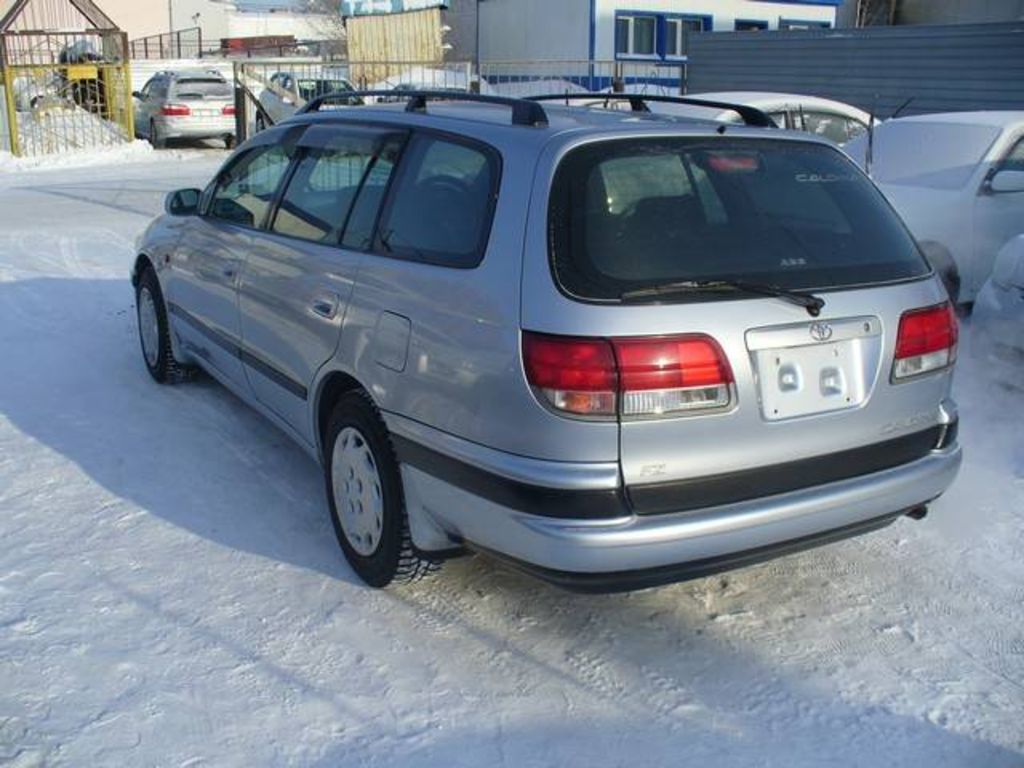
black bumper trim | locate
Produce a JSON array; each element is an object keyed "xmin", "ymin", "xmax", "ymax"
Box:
[
  {"xmin": 478, "ymin": 510, "xmax": 908, "ymax": 593},
  {"xmin": 628, "ymin": 426, "xmax": 948, "ymax": 516},
  {"xmin": 391, "ymin": 435, "xmax": 629, "ymax": 520}
]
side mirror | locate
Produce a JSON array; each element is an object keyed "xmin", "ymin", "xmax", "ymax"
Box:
[
  {"xmin": 165, "ymin": 188, "xmax": 202, "ymax": 216},
  {"xmin": 988, "ymin": 169, "xmax": 1024, "ymax": 194},
  {"xmin": 132, "ymin": 91, "xmax": 144, "ymax": 100}
]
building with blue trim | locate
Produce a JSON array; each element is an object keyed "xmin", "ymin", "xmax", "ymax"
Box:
[{"xmin": 479, "ymin": 0, "xmax": 842, "ymax": 62}]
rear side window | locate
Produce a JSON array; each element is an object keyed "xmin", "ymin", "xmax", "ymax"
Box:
[
  {"xmin": 549, "ymin": 138, "xmax": 928, "ymax": 301},
  {"xmin": 209, "ymin": 145, "xmax": 293, "ymax": 228},
  {"xmin": 375, "ymin": 135, "xmax": 498, "ymax": 267}
]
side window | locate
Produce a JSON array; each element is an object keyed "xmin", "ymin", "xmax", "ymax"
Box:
[
  {"xmin": 1000, "ymin": 137, "xmax": 1024, "ymax": 172},
  {"xmin": 846, "ymin": 118, "xmax": 868, "ymax": 142},
  {"xmin": 375, "ymin": 135, "xmax": 497, "ymax": 267},
  {"xmin": 208, "ymin": 144, "xmax": 293, "ymax": 228},
  {"xmin": 802, "ymin": 111, "xmax": 852, "ymax": 144},
  {"xmin": 151, "ymin": 79, "xmax": 168, "ymax": 100},
  {"xmin": 342, "ymin": 138, "xmax": 403, "ymax": 251},
  {"xmin": 271, "ymin": 133, "xmax": 396, "ymax": 244},
  {"xmin": 767, "ymin": 111, "xmax": 788, "ymax": 129}
]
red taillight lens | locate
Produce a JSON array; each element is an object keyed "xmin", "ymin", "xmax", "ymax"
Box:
[
  {"xmin": 523, "ymin": 332, "xmax": 732, "ymax": 419},
  {"xmin": 522, "ymin": 334, "xmax": 617, "ymax": 417},
  {"xmin": 222, "ymin": 105, "xmax": 236, "ymax": 116},
  {"xmin": 613, "ymin": 336, "xmax": 733, "ymax": 417},
  {"xmin": 893, "ymin": 303, "xmax": 958, "ymax": 380},
  {"xmin": 161, "ymin": 104, "xmax": 191, "ymax": 116}
]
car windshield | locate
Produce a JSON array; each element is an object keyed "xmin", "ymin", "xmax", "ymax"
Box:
[
  {"xmin": 846, "ymin": 122, "xmax": 1000, "ymax": 190},
  {"xmin": 549, "ymin": 137, "xmax": 929, "ymax": 302},
  {"xmin": 172, "ymin": 78, "xmax": 231, "ymax": 100}
]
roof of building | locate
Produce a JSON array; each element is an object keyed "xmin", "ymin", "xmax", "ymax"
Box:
[{"xmin": 0, "ymin": 0, "xmax": 117, "ymax": 32}]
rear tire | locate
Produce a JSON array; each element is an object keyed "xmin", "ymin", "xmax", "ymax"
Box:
[
  {"xmin": 136, "ymin": 266, "xmax": 194, "ymax": 384},
  {"xmin": 324, "ymin": 391, "xmax": 439, "ymax": 588},
  {"xmin": 224, "ymin": 134, "xmax": 236, "ymax": 150},
  {"xmin": 149, "ymin": 120, "xmax": 166, "ymax": 149}
]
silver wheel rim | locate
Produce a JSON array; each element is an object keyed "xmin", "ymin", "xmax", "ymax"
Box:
[
  {"xmin": 138, "ymin": 286, "xmax": 160, "ymax": 368},
  {"xmin": 332, "ymin": 427, "xmax": 384, "ymax": 556}
]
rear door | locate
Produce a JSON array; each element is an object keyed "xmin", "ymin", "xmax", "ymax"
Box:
[
  {"xmin": 238, "ymin": 124, "xmax": 406, "ymax": 441},
  {"xmin": 533, "ymin": 136, "xmax": 944, "ymax": 503}
]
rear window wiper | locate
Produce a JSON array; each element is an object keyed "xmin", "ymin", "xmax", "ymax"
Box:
[{"xmin": 621, "ymin": 279, "xmax": 826, "ymax": 316}]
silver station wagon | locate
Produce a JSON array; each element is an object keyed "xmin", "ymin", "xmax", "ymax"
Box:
[{"xmin": 133, "ymin": 91, "xmax": 962, "ymax": 591}]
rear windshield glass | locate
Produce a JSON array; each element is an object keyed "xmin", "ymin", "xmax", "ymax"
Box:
[
  {"xmin": 549, "ymin": 138, "xmax": 928, "ymax": 301},
  {"xmin": 172, "ymin": 78, "xmax": 231, "ymax": 100},
  {"xmin": 846, "ymin": 122, "xmax": 999, "ymax": 190}
]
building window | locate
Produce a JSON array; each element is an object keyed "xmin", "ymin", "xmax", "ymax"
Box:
[
  {"xmin": 779, "ymin": 19, "xmax": 832, "ymax": 30},
  {"xmin": 734, "ymin": 19, "xmax": 768, "ymax": 31},
  {"xmin": 616, "ymin": 14, "xmax": 658, "ymax": 57},
  {"xmin": 665, "ymin": 16, "xmax": 709, "ymax": 58}
]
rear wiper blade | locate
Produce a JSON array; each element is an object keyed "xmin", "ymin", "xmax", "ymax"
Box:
[{"xmin": 621, "ymin": 279, "xmax": 826, "ymax": 316}]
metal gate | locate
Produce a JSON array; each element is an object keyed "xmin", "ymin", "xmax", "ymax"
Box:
[{"xmin": 1, "ymin": 30, "xmax": 133, "ymax": 157}]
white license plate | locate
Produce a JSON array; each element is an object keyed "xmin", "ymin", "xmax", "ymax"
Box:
[{"xmin": 747, "ymin": 317, "xmax": 883, "ymax": 421}]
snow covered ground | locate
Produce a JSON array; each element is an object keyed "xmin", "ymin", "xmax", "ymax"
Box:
[{"xmin": 0, "ymin": 156, "xmax": 1022, "ymax": 768}]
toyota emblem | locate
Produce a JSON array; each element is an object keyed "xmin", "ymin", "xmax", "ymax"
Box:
[{"xmin": 809, "ymin": 322, "xmax": 833, "ymax": 342}]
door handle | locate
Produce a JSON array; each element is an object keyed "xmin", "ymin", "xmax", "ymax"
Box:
[{"xmin": 311, "ymin": 293, "xmax": 340, "ymax": 319}]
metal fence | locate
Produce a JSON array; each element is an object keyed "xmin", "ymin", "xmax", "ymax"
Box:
[
  {"xmin": 129, "ymin": 27, "xmax": 204, "ymax": 61},
  {"xmin": 1, "ymin": 30, "xmax": 134, "ymax": 157},
  {"xmin": 682, "ymin": 21, "xmax": 1024, "ymax": 118},
  {"xmin": 233, "ymin": 58, "xmax": 476, "ymax": 141},
  {"xmin": 480, "ymin": 60, "xmax": 684, "ymax": 96}
]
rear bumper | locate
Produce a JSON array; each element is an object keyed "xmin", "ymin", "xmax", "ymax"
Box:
[
  {"xmin": 157, "ymin": 116, "xmax": 235, "ymax": 139},
  {"xmin": 392, "ymin": 413, "xmax": 962, "ymax": 590}
]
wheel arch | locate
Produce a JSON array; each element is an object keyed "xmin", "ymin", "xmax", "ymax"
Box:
[
  {"xmin": 313, "ymin": 369, "xmax": 369, "ymax": 464},
  {"xmin": 918, "ymin": 240, "xmax": 962, "ymax": 305},
  {"xmin": 131, "ymin": 252, "xmax": 156, "ymax": 288}
]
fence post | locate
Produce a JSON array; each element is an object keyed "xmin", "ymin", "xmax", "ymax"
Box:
[
  {"xmin": 1, "ymin": 39, "xmax": 20, "ymax": 157},
  {"xmin": 233, "ymin": 62, "xmax": 247, "ymax": 144}
]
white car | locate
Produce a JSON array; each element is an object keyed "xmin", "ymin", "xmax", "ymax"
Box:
[
  {"xmin": 256, "ymin": 72, "xmax": 360, "ymax": 129},
  {"xmin": 133, "ymin": 70, "xmax": 236, "ymax": 149},
  {"xmin": 846, "ymin": 112, "xmax": 1024, "ymax": 306},
  {"xmin": 598, "ymin": 88, "xmax": 871, "ymax": 145},
  {"xmin": 973, "ymin": 235, "xmax": 1024, "ymax": 385}
]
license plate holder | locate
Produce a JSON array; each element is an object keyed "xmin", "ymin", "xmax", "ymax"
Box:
[{"xmin": 747, "ymin": 317, "xmax": 883, "ymax": 422}]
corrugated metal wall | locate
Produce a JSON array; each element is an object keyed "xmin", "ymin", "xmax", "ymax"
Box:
[{"xmin": 685, "ymin": 22, "xmax": 1024, "ymax": 118}]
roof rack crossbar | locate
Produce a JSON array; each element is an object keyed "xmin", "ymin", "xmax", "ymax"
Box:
[
  {"xmin": 525, "ymin": 93, "xmax": 776, "ymax": 128},
  {"xmin": 299, "ymin": 89, "xmax": 549, "ymax": 127}
]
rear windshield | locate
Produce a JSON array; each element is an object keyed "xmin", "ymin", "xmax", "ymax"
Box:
[
  {"xmin": 172, "ymin": 78, "xmax": 231, "ymax": 100},
  {"xmin": 549, "ymin": 138, "xmax": 928, "ymax": 301}
]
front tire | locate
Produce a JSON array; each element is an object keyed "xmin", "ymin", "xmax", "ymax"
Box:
[
  {"xmin": 325, "ymin": 392, "xmax": 438, "ymax": 587},
  {"xmin": 136, "ymin": 266, "xmax": 193, "ymax": 384}
]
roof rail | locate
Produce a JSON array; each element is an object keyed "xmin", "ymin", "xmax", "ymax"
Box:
[
  {"xmin": 526, "ymin": 93, "xmax": 776, "ymax": 128},
  {"xmin": 298, "ymin": 90, "xmax": 550, "ymax": 127}
]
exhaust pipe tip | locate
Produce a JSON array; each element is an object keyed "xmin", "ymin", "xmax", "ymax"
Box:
[{"xmin": 905, "ymin": 505, "xmax": 928, "ymax": 521}]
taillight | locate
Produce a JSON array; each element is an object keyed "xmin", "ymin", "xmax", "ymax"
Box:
[
  {"xmin": 523, "ymin": 332, "xmax": 733, "ymax": 419},
  {"xmin": 893, "ymin": 303, "xmax": 958, "ymax": 381},
  {"xmin": 222, "ymin": 105, "xmax": 236, "ymax": 116},
  {"xmin": 161, "ymin": 104, "xmax": 191, "ymax": 116},
  {"xmin": 522, "ymin": 334, "xmax": 617, "ymax": 417},
  {"xmin": 614, "ymin": 336, "xmax": 733, "ymax": 417}
]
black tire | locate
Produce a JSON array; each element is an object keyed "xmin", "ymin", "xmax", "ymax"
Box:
[
  {"xmin": 149, "ymin": 120, "xmax": 166, "ymax": 149},
  {"xmin": 255, "ymin": 113, "xmax": 266, "ymax": 133},
  {"xmin": 324, "ymin": 391, "xmax": 439, "ymax": 587},
  {"xmin": 224, "ymin": 134, "xmax": 236, "ymax": 150},
  {"xmin": 135, "ymin": 266, "xmax": 194, "ymax": 384}
]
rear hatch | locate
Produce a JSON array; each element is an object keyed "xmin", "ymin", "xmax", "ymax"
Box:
[
  {"xmin": 523, "ymin": 134, "xmax": 956, "ymax": 513},
  {"xmin": 169, "ymin": 77, "xmax": 234, "ymax": 118}
]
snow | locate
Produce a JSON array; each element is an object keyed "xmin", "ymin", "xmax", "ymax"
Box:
[
  {"xmin": 0, "ymin": 142, "xmax": 217, "ymax": 173},
  {"xmin": 0, "ymin": 158, "xmax": 1022, "ymax": 767}
]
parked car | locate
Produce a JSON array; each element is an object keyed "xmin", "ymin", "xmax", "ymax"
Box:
[
  {"xmin": 972, "ymin": 235, "xmax": 1024, "ymax": 387},
  {"xmin": 133, "ymin": 70, "xmax": 236, "ymax": 149},
  {"xmin": 133, "ymin": 92, "xmax": 961, "ymax": 592},
  {"xmin": 600, "ymin": 88, "xmax": 871, "ymax": 145},
  {"xmin": 845, "ymin": 112, "xmax": 1024, "ymax": 306},
  {"xmin": 257, "ymin": 72, "xmax": 360, "ymax": 129}
]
